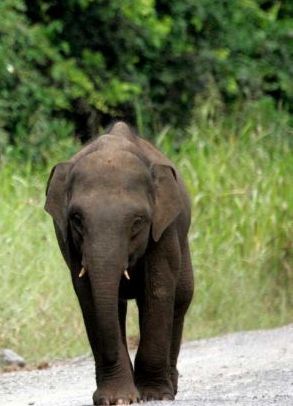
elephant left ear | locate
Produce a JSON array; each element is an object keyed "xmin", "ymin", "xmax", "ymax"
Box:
[
  {"xmin": 151, "ymin": 164, "xmax": 183, "ymax": 242},
  {"xmin": 44, "ymin": 162, "xmax": 71, "ymax": 242}
]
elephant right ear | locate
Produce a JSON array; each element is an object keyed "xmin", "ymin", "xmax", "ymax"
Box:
[{"xmin": 44, "ymin": 162, "xmax": 71, "ymax": 242}]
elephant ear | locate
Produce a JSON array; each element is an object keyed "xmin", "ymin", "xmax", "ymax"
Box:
[
  {"xmin": 151, "ymin": 164, "xmax": 183, "ymax": 242},
  {"xmin": 44, "ymin": 162, "xmax": 71, "ymax": 242}
]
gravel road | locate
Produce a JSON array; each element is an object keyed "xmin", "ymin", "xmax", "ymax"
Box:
[{"xmin": 1, "ymin": 324, "xmax": 292, "ymax": 406}]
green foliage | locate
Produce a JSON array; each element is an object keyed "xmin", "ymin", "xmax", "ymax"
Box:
[
  {"xmin": 0, "ymin": 0, "xmax": 74, "ymax": 162},
  {"xmin": 0, "ymin": 110, "xmax": 292, "ymax": 362},
  {"xmin": 161, "ymin": 102, "xmax": 293, "ymax": 337},
  {"xmin": 0, "ymin": 162, "xmax": 87, "ymax": 361},
  {"xmin": 0, "ymin": 0, "xmax": 292, "ymax": 158},
  {"xmin": 0, "ymin": 0, "xmax": 292, "ymax": 366},
  {"xmin": 30, "ymin": 0, "xmax": 293, "ymax": 124}
]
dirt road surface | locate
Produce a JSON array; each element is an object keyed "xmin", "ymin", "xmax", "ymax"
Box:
[{"xmin": 1, "ymin": 324, "xmax": 292, "ymax": 406}]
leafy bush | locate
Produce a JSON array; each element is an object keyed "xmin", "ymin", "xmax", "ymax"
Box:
[
  {"xmin": 0, "ymin": 0, "xmax": 74, "ymax": 162},
  {"xmin": 0, "ymin": 0, "xmax": 292, "ymax": 158}
]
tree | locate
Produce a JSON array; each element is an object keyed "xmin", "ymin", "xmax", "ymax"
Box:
[{"xmin": 0, "ymin": 0, "xmax": 292, "ymax": 160}]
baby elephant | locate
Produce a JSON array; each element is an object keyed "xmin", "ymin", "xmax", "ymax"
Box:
[{"xmin": 45, "ymin": 122, "xmax": 194, "ymax": 405}]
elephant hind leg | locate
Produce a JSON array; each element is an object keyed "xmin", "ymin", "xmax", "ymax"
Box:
[{"xmin": 170, "ymin": 241, "xmax": 194, "ymax": 394}]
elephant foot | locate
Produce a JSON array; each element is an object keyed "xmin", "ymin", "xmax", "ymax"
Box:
[
  {"xmin": 93, "ymin": 384, "xmax": 140, "ymax": 405},
  {"xmin": 137, "ymin": 382, "xmax": 174, "ymax": 402},
  {"xmin": 170, "ymin": 367, "xmax": 179, "ymax": 395}
]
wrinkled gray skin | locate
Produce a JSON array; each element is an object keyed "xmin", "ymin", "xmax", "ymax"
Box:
[{"xmin": 45, "ymin": 122, "xmax": 194, "ymax": 405}]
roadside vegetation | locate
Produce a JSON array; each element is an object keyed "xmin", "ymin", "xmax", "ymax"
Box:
[
  {"xmin": 0, "ymin": 0, "xmax": 292, "ymax": 364},
  {"xmin": 1, "ymin": 102, "xmax": 292, "ymax": 362}
]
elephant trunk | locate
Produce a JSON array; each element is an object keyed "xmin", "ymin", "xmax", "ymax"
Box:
[{"xmin": 85, "ymin": 243, "xmax": 127, "ymax": 367}]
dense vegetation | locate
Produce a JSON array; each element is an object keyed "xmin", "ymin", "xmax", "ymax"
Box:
[
  {"xmin": 1, "ymin": 106, "xmax": 292, "ymax": 362},
  {"xmin": 0, "ymin": 0, "xmax": 292, "ymax": 160},
  {"xmin": 0, "ymin": 1, "xmax": 292, "ymax": 362}
]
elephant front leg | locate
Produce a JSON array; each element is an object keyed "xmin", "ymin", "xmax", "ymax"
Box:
[
  {"xmin": 170, "ymin": 241, "xmax": 194, "ymax": 394},
  {"xmin": 71, "ymin": 271, "xmax": 103, "ymax": 385},
  {"xmin": 92, "ymin": 313, "xmax": 139, "ymax": 406},
  {"xmin": 92, "ymin": 298, "xmax": 138, "ymax": 405},
  {"xmin": 92, "ymin": 344, "xmax": 139, "ymax": 406},
  {"xmin": 73, "ymin": 275, "xmax": 138, "ymax": 405},
  {"xmin": 118, "ymin": 299, "xmax": 134, "ymax": 377},
  {"xmin": 134, "ymin": 272, "xmax": 176, "ymax": 401}
]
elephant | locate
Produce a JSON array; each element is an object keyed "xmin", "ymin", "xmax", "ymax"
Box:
[{"xmin": 45, "ymin": 121, "xmax": 194, "ymax": 405}]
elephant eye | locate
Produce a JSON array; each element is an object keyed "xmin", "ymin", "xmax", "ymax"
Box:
[{"xmin": 131, "ymin": 216, "xmax": 146, "ymax": 236}]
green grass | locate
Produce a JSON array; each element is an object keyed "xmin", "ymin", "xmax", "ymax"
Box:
[
  {"xmin": 0, "ymin": 163, "xmax": 89, "ymax": 361},
  {"xmin": 0, "ymin": 110, "xmax": 292, "ymax": 363},
  {"xmin": 178, "ymin": 126, "xmax": 293, "ymax": 339}
]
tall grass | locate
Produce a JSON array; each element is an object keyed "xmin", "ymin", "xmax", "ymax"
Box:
[
  {"xmin": 0, "ymin": 162, "xmax": 89, "ymax": 361},
  {"xmin": 0, "ymin": 107, "xmax": 292, "ymax": 362},
  {"xmin": 176, "ymin": 115, "xmax": 293, "ymax": 338}
]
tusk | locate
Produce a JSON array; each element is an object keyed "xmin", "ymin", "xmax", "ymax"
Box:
[
  {"xmin": 124, "ymin": 269, "xmax": 130, "ymax": 280},
  {"xmin": 79, "ymin": 267, "xmax": 86, "ymax": 278}
]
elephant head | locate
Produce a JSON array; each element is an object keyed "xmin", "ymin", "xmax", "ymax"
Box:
[{"xmin": 44, "ymin": 123, "xmax": 183, "ymax": 363}]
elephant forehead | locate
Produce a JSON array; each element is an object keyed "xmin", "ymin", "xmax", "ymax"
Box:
[{"xmin": 69, "ymin": 149, "xmax": 152, "ymax": 192}]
